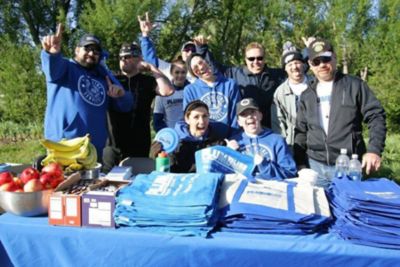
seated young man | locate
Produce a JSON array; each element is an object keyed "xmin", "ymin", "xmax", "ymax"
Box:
[
  {"xmin": 227, "ymin": 98, "xmax": 297, "ymax": 180},
  {"xmin": 151, "ymin": 100, "xmax": 227, "ymax": 173}
]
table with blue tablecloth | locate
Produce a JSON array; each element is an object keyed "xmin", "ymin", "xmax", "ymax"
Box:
[{"xmin": 0, "ymin": 213, "xmax": 398, "ymax": 267}]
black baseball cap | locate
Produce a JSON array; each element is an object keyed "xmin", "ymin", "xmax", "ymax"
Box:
[
  {"xmin": 78, "ymin": 34, "xmax": 102, "ymax": 50},
  {"xmin": 236, "ymin": 98, "xmax": 259, "ymax": 115},
  {"xmin": 119, "ymin": 42, "xmax": 141, "ymax": 57},
  {"xmin": 308, "ymin": 39, "xmax": 334, "ymax": 61}
]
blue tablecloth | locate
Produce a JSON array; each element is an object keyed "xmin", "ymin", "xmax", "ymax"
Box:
[{"xmin": 0, "ymin": 213, "xmax": 399, "ymax": 267}]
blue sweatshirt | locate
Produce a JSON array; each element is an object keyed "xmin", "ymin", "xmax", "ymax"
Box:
[
  {"xmin": 40, "ymin": 50, "xmax": 134, "ymax": 158},
  {"xmin": 183, "ymin": 74, "xmax": 241, "ymax": 137},
  {"xmin": 232, "ymin": 128, "xmax": 297, "ymax": 180}
]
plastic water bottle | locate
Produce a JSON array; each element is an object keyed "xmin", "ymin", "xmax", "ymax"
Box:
[
  {"xmin": 348, "ymin": 154, "xmax": 362, "ymax": 181},
  {"xmin": 335, "ymin": 148, "xmax": 350, "ymax": 178},
  {"xmin": 155, "ymin": 151, "xmax": 170, "ymax": 172}
]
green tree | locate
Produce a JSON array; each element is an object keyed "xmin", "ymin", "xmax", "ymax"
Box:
[{"xmin": 0, "ymin": 36, "xmax": 45, "ymax": 124}]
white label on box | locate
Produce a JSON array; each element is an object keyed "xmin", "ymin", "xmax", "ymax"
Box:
[
  {"xmin": 65, "ymin": 197, "xmax": 78, "ymax": 216},
  {"xmin": 49, "ymin": 197, "xmax": 63, "ymax": 219},
  {"xmin": 90, "ymin": 202, "xmax": 98, "ymax": 208},
  {"xmin": 88, "ymin": 203, "xmax": 111, "ymax": 226}
]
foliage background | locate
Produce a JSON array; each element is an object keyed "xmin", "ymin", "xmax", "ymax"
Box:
[{"xmin": 0, "ymin": 0, "xmax": 399, "ymax": 180}]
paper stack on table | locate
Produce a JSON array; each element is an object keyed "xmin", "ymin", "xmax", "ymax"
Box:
[
  {"xmin": 218, "ymin": 175, "xmax": 332, "ymax": 234},
  {"xmin": 114, "ymin": 171, "xmax": 223, "ymax": 237},
  {"xmin": 328, "ymin": 177, "xmax": 400, "ymax": 249}
]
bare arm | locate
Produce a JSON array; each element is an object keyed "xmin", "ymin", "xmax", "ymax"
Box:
[{"xmin": 139, "ymin": 61, "xmax": 174, "ymax": 96}]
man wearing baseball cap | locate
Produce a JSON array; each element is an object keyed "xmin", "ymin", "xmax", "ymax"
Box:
[
  {"xmin": 294, "ymin": 38, "xmax": 386, "ymax": 188},
  {"xmin": 226, "ymin": 98, "xmax": 297, "ymax": 180},
  {"xmin": 271, "ymin": 41, "xmax": 311, "ymax": 150},
  {"xmin": 40, "ymin": 24, "xmax": 133, "ymax": 159},
  {"xmin": 103, "ymin": 41, "xmax": 174, "ymax": 172}
]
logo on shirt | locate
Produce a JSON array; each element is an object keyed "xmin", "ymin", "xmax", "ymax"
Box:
[
  {"xmin": 77, "ymin": 75, "xmax": 106, "ymax": 106},
  {"xmin": 243, "ymin": 143, "xmax": 274, "ymax": 162},
  {"xmin": 200, "ymin": 92, "xmax": 228, "ymax": 122}
]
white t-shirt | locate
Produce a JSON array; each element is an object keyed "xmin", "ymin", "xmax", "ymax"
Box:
[
  {"xmin": 289, "ymin": 77, "xmax": 308, "ymax": 96},
  {"xmin": 316, "ymin": 81, "xmax": 333, "ymax": 134}
]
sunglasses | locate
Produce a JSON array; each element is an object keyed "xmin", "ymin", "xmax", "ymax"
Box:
[
  {"xmin": 182, "ymin": 45, "xmax": 196, "ymax": 53},
  {"xmin": 311, "ymin": 56, "xmax": 332, "ymax": 66},
  {"xmin": 83, "ymin": 46, "xmax": 101, "ymax": 55},
  {"xmin": 119, "ymin": 55, "xmax": 136, "ymax": 61},
  {"xmin": 246, "ymin": 56, "xmax": 264, "ymax": 62}
]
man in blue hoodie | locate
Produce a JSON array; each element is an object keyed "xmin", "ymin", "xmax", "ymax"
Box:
[
  {"xmin": 40, "ymin": 24, "xmax": 133, "ymax": 159},
  {"xmin": 184, "ymin": 53, "xmax": 241, "ymax": 138},
  {"xmin": 227, "ymin": 98, "xmax": 297, "ymax": 180}
]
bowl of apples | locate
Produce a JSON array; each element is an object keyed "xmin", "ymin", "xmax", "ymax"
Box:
[{"xmin": 0, "ymin": 163, "xmax": 64, "ymax": 216}]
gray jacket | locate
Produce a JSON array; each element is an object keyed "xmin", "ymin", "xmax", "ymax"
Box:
[{"xmin": 271, "ymin": 77, "xmax": 311, "ymax": 149}]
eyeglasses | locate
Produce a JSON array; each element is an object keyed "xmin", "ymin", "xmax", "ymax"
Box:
[
  {"xmin": 83, "ymin": 46, "xmax": 101, "ymax": 56},
  {"xmin": 182, "ymin": 45, "xmax": 196, "ymax": 53},
  {"xmin": 119, "ymin": 55, "xmax": 135, "ymax": 61},
  {"xmin": 311, "ymin": 56, "xmax": 332, "ymax": 66},
  {"xmin": 246, "ymin": 56, "xmax": 264, "ymax": 62}
]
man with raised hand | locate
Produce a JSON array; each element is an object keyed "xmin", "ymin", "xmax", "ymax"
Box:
[
  {"xmin": 294, "ymin": 38, "xmax": 386, "ymax": 188},
  {"xmin": 103, "ymin": 42, "xmax": 174, "ymax": 172},
  {"xmin": 41, "ymin": 24, "xmax": 133, "ymax": 159},
  {"xmin": 138, "ymin": 12, "xmax": 212, "ymax": 83}
]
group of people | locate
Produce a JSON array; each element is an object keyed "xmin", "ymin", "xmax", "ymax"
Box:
[{"xmin": 40, "ymin": 13, "xmax": 386, "ymax": 188}]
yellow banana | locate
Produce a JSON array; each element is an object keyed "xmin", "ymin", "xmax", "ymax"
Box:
[
  {"xmin": 77, "ymin": 143, "xmax": 98, "ymax": 169},
  {"xmin": 51, "ymin": 138, "xmax": 90, "ymax": 159},
  {"xmin": 67, "ymin": 163, "xmax": 84, "ymax": 171},
  {"xmin": 41, "ymin": 153, "xmax": 78, "ymax": 167},
  {"xmin": 40, "ymin": 134, "xmax": 90, "ymax": 152}
]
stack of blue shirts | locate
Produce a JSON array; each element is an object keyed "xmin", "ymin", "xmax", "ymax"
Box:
[
  {"xmin": 328, "ymin": 177, "xmax": 400, "ymax": 249},
  {"xmin": 114, "ymin": 171, "xmax": 223, "ymax": 237},
  {"xmin": 219, "ymin": 175, "xmax": 332, "ymax": 234}
]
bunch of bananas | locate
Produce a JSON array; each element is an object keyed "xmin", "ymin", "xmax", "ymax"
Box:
[{"xmin": 40, "ymin": 134, "xmax": 98, "ymax": 172}]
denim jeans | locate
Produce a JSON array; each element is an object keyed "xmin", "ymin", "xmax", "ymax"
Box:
[{"xmin": 308, "ymin": 158, "xmax": 336, "ymax": 189}]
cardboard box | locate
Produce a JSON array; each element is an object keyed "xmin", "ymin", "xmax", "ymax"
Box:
[
  {"xmin": 48, "ymin": 172, "xmax": 101, "ymax": 226},
  {"xmin": 81, "ymin": 180, "xmax": 127, "ymax": 228}
]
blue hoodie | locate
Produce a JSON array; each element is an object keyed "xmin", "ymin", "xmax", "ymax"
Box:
[
  {"xmin": 232, "ymin": 128, "xmax": 297, "ymax": 180},
  {"xmin": 41, "ymin": 51, "xmax": 134, "ymax": 158},
  {"xmin": 183, "ymin": 74, "xmax": 241, "ymax": 137}
]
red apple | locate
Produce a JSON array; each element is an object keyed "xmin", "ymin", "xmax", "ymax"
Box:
[
  {"xmin": 23, "ymin": 179, "xmax": 43, "ymax": 192},
  {"xmin": 0, "ymin": 181, "xmax": 19, "ymax": 192},
  {"xmin": 39, "ymin": 172, "xmax": 56, "ymax": 189},
  {"xmin": 50, "ymin": 177, "xmax": 64, "ymax": 189},
  {"xmin": 41, "ymin": 163, "xmax": 63, "ymax": 178},
  {"xmin": 20, "ymin": 167, "xmax": 40, "ymax": 184},
  {"xmin": 0, "ymin": 171, "xmax": 13, "ymax": 185},
  {"xmin": 13, "ymin": 177, "xmax": 23, "ymax": 188}
]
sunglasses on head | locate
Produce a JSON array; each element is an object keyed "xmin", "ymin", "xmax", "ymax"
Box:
[
  {"xmin": 246, "ymin": 56, "xmax": 264, "ymax": 62},
  {"xmin": 182, "ymin": 45, "xmax": 196, "ymax": 53},
  {"xmin": 311, "ymin": 56, "xmax": 332, "ymax": 66},
  {"xmin": 83, "ymin": 46, "xmax": 101, "ymax": 55}
]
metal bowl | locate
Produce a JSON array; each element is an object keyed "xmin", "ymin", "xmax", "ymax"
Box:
[
  {"xmin": 79, "ymin": 163, "xmax": 102, "ymax": 179},
  {"xmin": 0, "ymin": 189, "xmax": 53, "ymax": 216}
]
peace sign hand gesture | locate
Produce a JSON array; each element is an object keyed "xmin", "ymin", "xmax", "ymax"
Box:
[
  {"xmin": 137, "ymin": 12, "xmax": 156, "ymax": 37},
  {"xmin": 42, "ymin": 23, "xmax": 63, "ymax": 54}
]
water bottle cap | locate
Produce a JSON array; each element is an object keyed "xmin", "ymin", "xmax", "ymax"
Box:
[
  {"xmin": 158, "ymin": 151, "xmax": 168, "ymax": 158},
  {"xmin": 351, "ymin": 154, "xmax": 358, "ymax": 159},
  {"xmin": 340, "ymin": 148, "xmax": 347, "ymax": 154}
]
